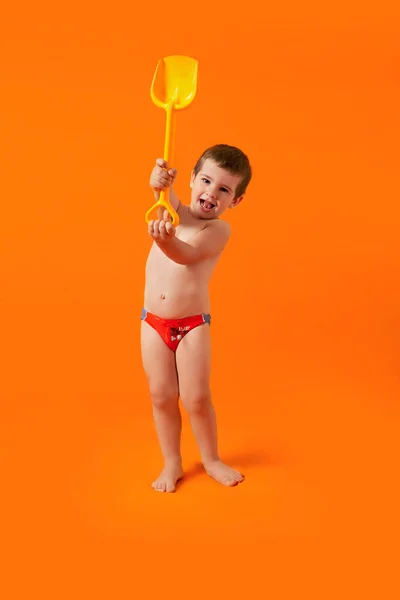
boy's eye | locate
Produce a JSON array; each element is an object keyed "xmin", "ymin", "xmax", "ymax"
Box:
[
  {"xmin": 221, "ymin": 188, "xmax": 228, "ymax": 193},
  {"xmin": 202, "ymin": 178, "xmax": 210, "ymax": 184}
]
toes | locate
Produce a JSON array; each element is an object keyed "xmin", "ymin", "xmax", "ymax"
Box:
[
  {"xmin": 152, "ymin": 479, "xmax": 166, "ymax": 492},
  {"xmin": 152, "ymin": 477, "xmax": 179, "ymax": 493},
  {"xmin": 230, "ymin": 469, "xmax": 244, "ymax": 483},
  {"xmin": 223, "ymin": 476, "xmax": 236, "ymax": 486}
]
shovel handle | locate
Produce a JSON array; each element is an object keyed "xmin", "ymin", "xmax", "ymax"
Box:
[
  {"xmin": 145, "ymin": 189, "xmax": 180, "ymax": 226},
  {"xmin": 163, "ymin": 102, "xmax": 175, "ymax": 163},
  {"xmin": 145, "ymin": 102, "xmax": 180, "ymax": 227}
]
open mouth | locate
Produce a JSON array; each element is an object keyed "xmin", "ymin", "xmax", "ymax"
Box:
[{"xmin": 199, "ymin": 199, "xmax": 215, "ymax": 212}]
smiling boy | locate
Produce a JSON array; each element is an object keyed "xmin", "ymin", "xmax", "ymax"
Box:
[{"xmin": 141, "ymin": 144, "xmax": 252, "ymax": 492}]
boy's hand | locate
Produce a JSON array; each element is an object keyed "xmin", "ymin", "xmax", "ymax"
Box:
[
  {"xmin": 150, "ymin": 158, "xmax": 177, "ymax": 198},
  {"xmin": 148, "ymin": 210, "xmax": 176, "ymax": 242}
]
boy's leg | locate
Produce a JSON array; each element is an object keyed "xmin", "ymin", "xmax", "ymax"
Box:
[
  {"xmin": 175, "ymin": 324, "xmax": 244, "ymax": 487},
  {"xmin": 141, "ymin": 320, "xmax": 183, "ymax": 492}
]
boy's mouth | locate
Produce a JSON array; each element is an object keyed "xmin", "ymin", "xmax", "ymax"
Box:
[{"xmin": 199, "ymin": 198, "xmax": 215, "ymax": 212}]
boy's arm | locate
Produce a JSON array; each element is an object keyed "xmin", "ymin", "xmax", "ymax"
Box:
[
  {"xmin": 155, "ymin": 220, "xmax": 231, "ymax": 265},
  {"xmin": 168, "ymin": 188, "xmax": 181, "ymax": 212}
]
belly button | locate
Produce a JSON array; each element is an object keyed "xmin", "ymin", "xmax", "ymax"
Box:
[{"xmin": 161, "ymin": 294, "xmax": 166, "ymax": 300}]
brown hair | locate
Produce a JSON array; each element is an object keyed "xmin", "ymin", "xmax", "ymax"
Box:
[{"xmin": 193, "ymin": 144, "xmax": 252, "ymax": 198}]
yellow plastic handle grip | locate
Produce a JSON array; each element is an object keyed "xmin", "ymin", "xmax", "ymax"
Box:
[{"xmin": 145, "ymin": 189, "xmax": 180, "ymax": 227}]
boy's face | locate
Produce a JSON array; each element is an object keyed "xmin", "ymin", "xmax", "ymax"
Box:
[{"xmin": 189, "ymin": 159, "xmax": 244, "ymax": 219}]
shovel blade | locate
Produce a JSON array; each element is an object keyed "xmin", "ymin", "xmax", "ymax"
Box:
[{"xmin": 151, "ymin": 55, "xmax": 198, "ymax": 110}]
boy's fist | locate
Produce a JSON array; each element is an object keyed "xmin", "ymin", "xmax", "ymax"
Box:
[
  {"xmin": 148, "ymin": 210, "xmax": 176, "ymax": 242},
  {"xmin": 150, "ymin": 158, "xmax": 177, "ymax": 197}
]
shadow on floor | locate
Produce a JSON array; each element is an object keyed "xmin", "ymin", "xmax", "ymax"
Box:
[{"xmin": 176, "ymin": 448, "xmax": 282, "ymax": 489}]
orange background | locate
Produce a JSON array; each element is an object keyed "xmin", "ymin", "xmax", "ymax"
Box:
[{"xmin": 1, "ymin": 2, "xmax": 400, "ymax": 598}]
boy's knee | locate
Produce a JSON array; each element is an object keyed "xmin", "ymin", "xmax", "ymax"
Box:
[
  {"xmin": 150, "ymin": 386, "xmax": 177, "ymax": 410},
  {"xmin": 182, "ymin": 390, "xmax": 211, "ymax": 415}
]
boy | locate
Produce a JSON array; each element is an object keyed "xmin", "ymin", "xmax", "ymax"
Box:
[{"xmin": 141, "ymin": 144, "xmax": 252, "ymax": 492}]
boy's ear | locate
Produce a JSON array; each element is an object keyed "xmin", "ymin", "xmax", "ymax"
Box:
[
  {"xmin": 229, "ymin": 194, "xmax": 244, "ymax": 209},
  {"xmin": 190, "ymin": 170, "xmax": 195, "ymax": 188}
]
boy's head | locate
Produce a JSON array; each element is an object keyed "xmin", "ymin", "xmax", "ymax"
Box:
[{"xmin": 189, "ymin": 144, "xmax": 252, "ymax": 219}]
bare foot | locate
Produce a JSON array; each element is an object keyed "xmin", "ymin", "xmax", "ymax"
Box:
[
  {"xmin": 152, "ymin": 460, "xmax": 184, "ymax": 493},
  {"xmin": 204, "ymin": 460, "xmax": 244, "ymax": 487}
]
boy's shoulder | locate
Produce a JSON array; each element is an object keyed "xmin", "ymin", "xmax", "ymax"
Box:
[
  {"xmin": 184, "ymin": 217, "xmax": 232, "ymax": 260},
  {"xmin": 179, "ymin": 205, "xmax": 231, "ymax": 238},
  {"xmin": 201, "ymin": 218, "xmax": 232, "ymax": 245},
  {"xmin": 203, "ymin": 218, "xmax": 231, "ymax": 235}
]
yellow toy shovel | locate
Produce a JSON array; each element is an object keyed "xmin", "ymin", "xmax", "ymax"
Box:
[{"xmin": 145, "ymin": 55, "xmax": 198, "ymax": 227}]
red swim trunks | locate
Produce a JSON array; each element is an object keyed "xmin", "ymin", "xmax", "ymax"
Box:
[{"xmin": 141, "ymin": 308, "xmax": 211, "ymax": 352}]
